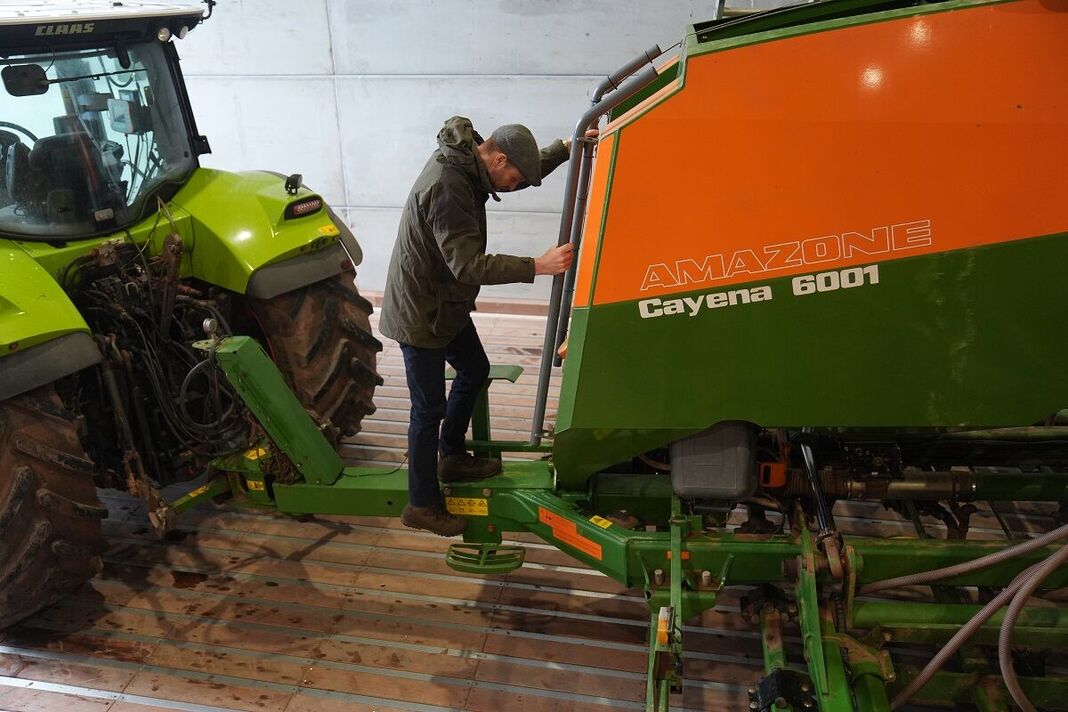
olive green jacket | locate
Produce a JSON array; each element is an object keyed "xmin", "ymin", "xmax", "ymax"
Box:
[{"xmin": 378, "ymin": 116, "xmax": 569, "ymax": 348}]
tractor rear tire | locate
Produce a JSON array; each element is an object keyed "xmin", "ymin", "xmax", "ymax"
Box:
[
  {"xmin": 250, "ymin": 273, "xmax": 383, "ymax": 440},
  {"xmin": 0, "ymin": 386, "xmax": 106, "ymax": 629}
]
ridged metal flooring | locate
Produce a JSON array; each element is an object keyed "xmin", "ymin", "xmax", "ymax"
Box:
[{"xmin": 0, "ymin": 312, "xmax": 1059, "ymax": 711}]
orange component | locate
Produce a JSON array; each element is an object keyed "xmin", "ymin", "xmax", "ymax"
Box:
[
  {"xmin": 572, "ymin": 132, "xmax": 615, "ymax": 308},
  {"xmin": 665, "ymin": 550, "xmax": 690, "ymax": 560},
  {"xmin": 656, "ymin": 606, "xmax": 672, "ymax": 646},
  {"xmin": 589, "ymin": 1, "xmax": 1068, "ymax": 307},
  {"xmin": 538, "ymin": 506, "xmax": 603, "ymax": 560},
  {"xmin": 760, "ymin": 462, "xmax": 788, "ymax": 489}
]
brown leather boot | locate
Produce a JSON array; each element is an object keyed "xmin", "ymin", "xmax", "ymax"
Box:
[
  {"xmin": 438, "ymin": 452, "xmax": 503, "ymax": 483},
  {"xmin": 401, "ymin": 504, "xmax": 468, "ymax": 537}
]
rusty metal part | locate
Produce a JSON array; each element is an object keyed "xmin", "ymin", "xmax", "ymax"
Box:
[
  {"xmin": 775, "ymin": 468, "xmax": 978, "ymax": 501},
  {"xmin": 822, "ymin": 534, "xmax": 846, "ymax": 580},
  {"xmin": 740, "ymin": 583, "xmax": 791, "ymax": 623},
  {"xmin": 157, "ymin": 232, "xmax": 184, "ymax": 327},
  {"xmin": 96, "ymin": 335, "xmax": 173, "ymax": 536},
  {"xmin": 89, "ymin": 241, "xmax": 121, "ymax": 267},
  {"xmin": 260, "ymin": 439, "xmax": 298, "ymax": 485}
]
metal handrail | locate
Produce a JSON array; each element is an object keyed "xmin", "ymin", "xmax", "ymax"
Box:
[
  {"xmin": 529, "ymin": 49, "xmax": 663, "ymax": 445},
  {"xmin": 592, "ymin": 44, "xmax": 662, "ymax": 105},
  {"xmin": 551, "ymin": 136, "xmax": 595, "ymax": 368}
]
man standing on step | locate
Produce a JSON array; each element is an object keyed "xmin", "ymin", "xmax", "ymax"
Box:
[{"xmin": 379, "ymin": 116, "xmax": 577, "ymax": 537}]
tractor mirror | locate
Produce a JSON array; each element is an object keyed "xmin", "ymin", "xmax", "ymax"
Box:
[{"xmin": 2, "ymin": 64, "xmax": 49, "ymax": 97}]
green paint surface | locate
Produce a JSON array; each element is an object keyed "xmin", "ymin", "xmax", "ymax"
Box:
[
  {"xmin": 0, "ymin": 243, "xmax": 89, "ymax": 351},
  {"xmin": 212, "ymin": 336, "xmax": 344, "ymax": 485},
  {"xmin": 1, "ymin": 167, "xmax": 342, "ymax": 362},
  {"xmin": 172, "ymin": 168, "xmax": 341, "ymax": 294},
  {"xmin": 554, "ymin": 234, "xmax": 1068, "ymax": 486},
  {"xmin": 688, "ymin": 0, "xmax": 1006, "ymax": 57}
]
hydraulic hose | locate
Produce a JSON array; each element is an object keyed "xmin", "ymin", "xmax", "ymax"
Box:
[
  {"xmin": 861, "ymin": 521, "xmax": 1068, "ymax": 594},
  {"xmin": 998, "ymin": 543, "xmax": 1068, "ymax": 712},
  {"xmin": 888, "ymin": 561, "xmax": 1043, "ymax": 710},
  {"xmin": 801, "ymin": 435, "xmax": 836, "ymax": 533}
]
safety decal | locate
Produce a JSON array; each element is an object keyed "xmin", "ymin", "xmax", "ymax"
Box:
[
  {"xmin": 185, "ymin": 483, "xmax": 211, "ymax": 499},
  {"xmin": 589, "ymin": 515, "xmax": 613, "ymax": 529},
  {"xmin": 539, "ymin": 507, "xmax": 603, "ymax": 560},
  {"xmin": 446, "ymin": 497, "xmax": 489, "ymax": 516},
  {"xmin": 244, "ymin": 447, "xmax": 269, "ymax": 460}
]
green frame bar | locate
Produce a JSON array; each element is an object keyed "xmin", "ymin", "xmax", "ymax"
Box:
[
  {"xmin": 206, "ymin": 337, "xmax": 343, "ymax": 485},
  {"xmin": 851, "ymin": 600, "xmax": 1068, "ymax": 647},
  {"xmin": 894, "ymin": 667, "xmax": 1068, "ymax": 710},
  {"xmin": 445, "ymin": 364, "xmax": 554, "ymax": 458},
  {"xmin": 202, "ymin": 338, "xmax": 1068, "ymax": 711}
]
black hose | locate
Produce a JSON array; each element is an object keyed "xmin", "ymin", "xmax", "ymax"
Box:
[
  {"xmin": 177, "ymin": 358, "xmax": 236, "ymax": 429},
  {"xmin": 800, "ymin": 434, "xmax": 836, "ymax": 532}
]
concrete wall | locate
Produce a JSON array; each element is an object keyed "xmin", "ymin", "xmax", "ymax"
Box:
[{"xmin": 180, "ymin": 0, "xmax": 789, "ymax": 301}]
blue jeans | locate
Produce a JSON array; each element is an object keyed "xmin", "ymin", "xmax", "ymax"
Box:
[{"xmin": 399, "ymin": 320, "xmax": 490, "ymax": 507}]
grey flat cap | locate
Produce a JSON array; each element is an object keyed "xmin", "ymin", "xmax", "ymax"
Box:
[{"xmin": 489, "ymin": 124, "xmax": 541, "ymax": 187}]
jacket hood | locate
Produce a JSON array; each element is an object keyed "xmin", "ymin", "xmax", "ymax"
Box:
[{"xmin": 437, "ymin": 116, "xmax": 500, "ymax": 202}]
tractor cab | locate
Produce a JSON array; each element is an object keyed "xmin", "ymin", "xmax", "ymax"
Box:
[{"xmin": 0, "ymin": 3, "xmax": 208, "ymax": 241}]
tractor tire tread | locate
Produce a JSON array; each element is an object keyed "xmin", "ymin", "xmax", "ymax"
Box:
[
  {"xmin": 37, "ymin": 487, "xmax": 109, "ymax": 519},
  {"xmin": 10, "ymin": 396, "xmax": 79, "ymax": 424},
  {"xmin": 0, "ymin": 386, "xmax": 105, "ymax": 629},
  {"xmin": 340, "ymin": 316, "xmax": 384, "ymax": 352},
  {"xmin": 15, "ymin": 435, "xmax": 95, "ymax": 474},
  {"xmin": 0, "ymin": 467, "xmax": 37, "ymax": 535},
  {"xmin": 250, "ymin": 274, "xmax": 381, "ymax": 440},
  {"xmin": 303, "ymin": 298, "xmax": 339, "ymax": 366},
  {"xmin": 326, "ymin": 278, "xmax": 374, "ymax": 315}
]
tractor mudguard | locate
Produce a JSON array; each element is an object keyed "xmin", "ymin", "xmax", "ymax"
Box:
[
  {"xmin": 171, "ymin": 168, "xmax": 362, "ymax": 298},
  {"xmin": 0, "ymin": 240, "xmax": 100, "ymax": 401}
]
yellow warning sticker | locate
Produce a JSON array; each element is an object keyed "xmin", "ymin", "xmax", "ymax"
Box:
[
  {"xmin": 589, "ymin": 515, "xmax": 613, "ymax": 530},
  {"xmin": 318, "ymin": 224, "xmax": 340, "ymax": 236},
  {"xmin": 186, "ymin": 484, "xmax": 211, "ymax": 499},
  {"xmin": 246, "ymin": 479, "xmax": 266, "ymax": 491},
  {"xmin": 446, "ymin": 497, "xmax": 489, "ymax": 517},
  {"xmin": 244, "ymin": 447, "xmax": 268, "ymax": 461}
]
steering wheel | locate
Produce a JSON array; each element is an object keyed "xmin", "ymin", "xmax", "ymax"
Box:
[{"xmin": 0, "ymin": 121, "xmax": 38, "ymax": 144}]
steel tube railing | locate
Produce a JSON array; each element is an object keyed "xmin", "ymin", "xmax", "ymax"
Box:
[{"xmin": 530, "ymin": 51, "xmax": 662, "ymax": 445}]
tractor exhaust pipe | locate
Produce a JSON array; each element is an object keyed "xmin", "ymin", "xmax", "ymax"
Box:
[{"xmin": 530, "ymin": 47, "xmax": 663, "ymax": 446}]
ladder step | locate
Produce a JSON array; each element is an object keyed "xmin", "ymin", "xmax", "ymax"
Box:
[{"xmin": 445, "ymin": 543, "xmax": 525, "ymax": 574}]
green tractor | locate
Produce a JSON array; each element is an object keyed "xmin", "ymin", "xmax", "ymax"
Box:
[
  {"xmin": 5, "ymin": 1, "xmax": 1068, "ymax": 708},
  {"xmin": 0, "ymin": 2, "xmax": 382, "ymax": 627}
]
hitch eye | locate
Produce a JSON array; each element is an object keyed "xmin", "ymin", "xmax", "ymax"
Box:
[{"xmin": 284, "ymin": 197, "xmax": 323, "ymax": 219}]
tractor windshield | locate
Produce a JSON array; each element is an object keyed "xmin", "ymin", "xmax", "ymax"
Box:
[{"xmin": 0, "ymin": 41, "xmax": 195, "ymax": 240}]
